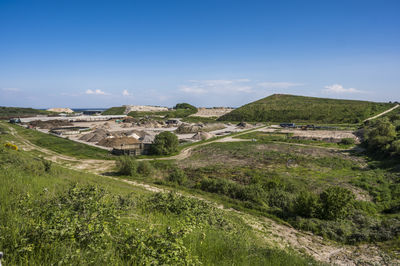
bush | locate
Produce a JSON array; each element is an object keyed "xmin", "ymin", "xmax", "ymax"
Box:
[
  {"xmin": 294, "ymin": 191, "xmax": 320, "ymax": 218},
  {"xmin": 319, "ymin": 186, "xmax": 355, "ymax": 220},
  {"xmin": 340, "ymin": 138, "xmax": 355, "ymax": 145},
  {"xmin": 152, "ymin": 131, "xmax": 179, "ymax": 155},
  {"xmin": 137, "ymin": 161, "xmax": 153, "ymax": 176},
  {"xmin": 168, "ymin": 168, "xmax": 187, "ymax": 185},
  {"xmin": 116, "ymin": 156, "xmax": 138, "ymax": 176}
]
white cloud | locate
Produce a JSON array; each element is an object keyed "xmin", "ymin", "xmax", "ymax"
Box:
[
  {"xmin": 2, "ymin": 87, "xmax": 21, "ymax": 92},
  {"xmin": 180, "ymin": 86, "xmax": 207, "ymax": 94},
  {"xmin": 122, "ymin": 89, "xmax": 131, "ymax": 96},
  {"xmin": 323, "ymin": 84, "xmax": 364, "ymax": 94},
  {"xmin": 257, "ymin": 82, "xmax": 303, "ymax": 89},
  {"xmin": 85, "ymin": 89, "xmax": 108, "ymax": 95},
  {"xmin": 180, "ymin": 79, "xmax": 253, "ymax": 95}
]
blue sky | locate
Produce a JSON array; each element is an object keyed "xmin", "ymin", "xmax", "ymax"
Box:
[{"xmin": 0, "ymin": 0, "xmax": 399, "ymax": 108}]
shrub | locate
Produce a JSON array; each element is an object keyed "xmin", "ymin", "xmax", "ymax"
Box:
[
  {"xmin": 137, "ymin": 161, "xmax": 153, "ymax": 176},
  {"xmin": 340, "ymin": 138, "xmax": 355, "ymax": 145},
  {"xmin": 152, "ymin": 131, "xmax": 179, "ymax": 155},
  {"xmin": 116, "ymin": 156, "xmax": 138, "ymax": 176},
  {"xmin": 319, "ymin": 186, "xmax": 355, "ymax": 220},
  {"xmin": 294, "ymin": 191, "xmax": 320, "ymax": 218},
  {"xmin": 168, "ymin": 168, "xmax": 187, "ymax": 185}
]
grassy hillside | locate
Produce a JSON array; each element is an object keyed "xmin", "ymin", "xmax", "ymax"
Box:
[
  {"xmin": 102, "ymin": 106, "xmax": 126, "ymax": 115},
  {"xmin": 0, "ymin": 106, "xmax": 52, "ymax": 119},
  {"xmin": 0, "ymin": 129, "xmax": 315, "ymax": 265},
  {"xmin": 6, "ymin": 123, "xmax": 113, "ymax": 160},
  {"xmin": 218, "ymin": 94, "xmax": 394, "ymax": 123}
]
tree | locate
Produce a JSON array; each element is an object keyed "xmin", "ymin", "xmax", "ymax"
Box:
[
  {"xmin": 152, "ymin": 131, "xmax": 179, "ymax": 155},
  {"xmin": 173, "ymin": 103, "xmax": 197, "ymax": 111},
  {"xmin": 364, "ymin": 118, "xmax": 396, "ymax": 153}
]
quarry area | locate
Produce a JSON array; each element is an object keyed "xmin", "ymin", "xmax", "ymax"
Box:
[
  {"xmin": 14, "ymin": 110, "xmax": 360, "ymax": 155},
  {"xmin": 18, "ymin": 115, "xmax": 254, "ymax": 153}
]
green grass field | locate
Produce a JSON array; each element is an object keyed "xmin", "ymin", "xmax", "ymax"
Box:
[
  {"xmin": 218, "ymin": 94, "xmax": 394, "ymax": 123},
  {"xmin": 5, "ymin": 123, "xmax": 114, "ymax": 160}
]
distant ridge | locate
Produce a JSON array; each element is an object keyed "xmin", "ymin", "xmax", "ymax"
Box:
[{"xmin": 218, "ymin": 94, "xmax": 395, "ymax": 123}]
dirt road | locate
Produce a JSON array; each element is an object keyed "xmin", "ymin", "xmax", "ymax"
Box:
[{"xmin": 364, "ymin": 104, "xmax": 399, "ymax": 122}]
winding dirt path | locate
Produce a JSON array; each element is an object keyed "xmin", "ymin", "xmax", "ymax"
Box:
[
  {"xmin": 4, "ymin": 123, "xmax": 399, "ymax": 265},
  {"xmin": 364, "ymin": 104, "xmax": 399, "ymax": 122}
]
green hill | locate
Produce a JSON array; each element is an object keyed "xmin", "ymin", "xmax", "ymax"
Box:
[
  {"xmin": 0, "ymin": 106, "xmax": 52, "ymax": 119},
  {"xmin": 218, "ymin": 94, "xmax": 395, "ymax": 124},
  {"xmin": 102, "ymin": 106, "xmax": 126, "ymax": 115}
]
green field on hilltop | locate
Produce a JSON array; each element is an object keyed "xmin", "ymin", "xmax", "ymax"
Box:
[
  {"xmin": 0, "ymin": 106, "xmax": 53, "ymax": 119},
  {"xmin": 102, "ymin": 106, "xmax": 126, "ymax": 115},
  {"xmin": 218, "ymin": 94, "xmax": 395, "ymax": 123}
]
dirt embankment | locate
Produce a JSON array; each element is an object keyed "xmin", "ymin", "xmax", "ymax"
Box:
[{"xmin": 191, "ymin": 107, "xmax": 234, "ymax": 117}]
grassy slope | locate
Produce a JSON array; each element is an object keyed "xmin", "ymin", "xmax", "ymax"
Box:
[
  {"xmin": 0, "ymin": 106, "xmax": 52, "ymax": 119},
  {"xmin": 102, "ymin": 106, "xmax": 126, "ymax": 115},
  {"xmin": 172, "ymin": 141, "xmax": 400, "ymax": 249},
  {"xmin": 7, "ymin": 123, "xmax": 113, "ymax": 160},
  {"xmin": 218, "ymin": 94, "xmax": 394, "ymax": 123},
  {"xmin": 0, "ymin": 129, "xmax": 315, "ymax": 265}
]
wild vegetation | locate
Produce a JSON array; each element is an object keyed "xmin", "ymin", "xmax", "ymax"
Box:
[
  {"xmin": 0, "ymin": 134, "xmax": 315, "ymax": 265},
  {"xmin": 113, "ymin": 138, "xmax": 400, "ymax": 252},
  {"xmin": 218, "ymin": 94, "xmax": 394, "ymax": 123},
  {"xmin": 363, "ymin": 116, "xmax": 400, "ymax": 158}
]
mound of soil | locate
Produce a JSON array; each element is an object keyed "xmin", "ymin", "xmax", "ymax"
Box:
[
  {"xmin": 192, "ymin": 131, "xmax": 215, "ymax": 140},
  {"xmin": 79, "ymin": 128, "xmax": 109, "ymax": 142},
  {"xmin": 237, "ymin": 122, "xmax": 253, "ymax": 129},
  {"xmin": 29, "ymin": 120, "xmax": 73, "ymax": 129},
  {"xmin": 97, "ymin": 137, "xmax": 140, "ymax": 148},
  {"xmin": 176, "ymin": 123, "xmax": 203, "ymax": 133}
]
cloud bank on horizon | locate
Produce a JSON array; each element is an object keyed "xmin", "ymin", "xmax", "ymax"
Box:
[{"xmin": 0, "ymin": 79, "xmax": 378, "ymax": 108}]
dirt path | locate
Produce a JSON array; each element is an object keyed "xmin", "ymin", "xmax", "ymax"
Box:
[
  {"xmin": 138, "ymin": 126, "xmax": 267, "ymax": 161},
  {"xmin": 364, "ymin": 104, "xmax": 399, "ymax": 122},
  {"xmin": 4, "ymin": 123, "xmax": 398, "ymax": 264}
]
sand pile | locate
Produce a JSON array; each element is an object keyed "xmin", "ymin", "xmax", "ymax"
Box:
[
  {"xmin": 125, "ymin": 130, "xmax": 146, "ymax": 139},
  {"xmin": 192, "ymin": 131, "xmax": 215, "ymax": 140},
  {"xmin": 47, "ymin": 108, "xmax": 74, "ymax": 113},
  {"xmin": 176, "ymin": 123, "xmax": 203, "ymax": 133},
  {"xmin": 79, "ymin": 128, "xmax": 109, "ymax": 142},
  {"xmin": 133, "ymin": 119, "xmax": 164, "ymax": 128},
  {"xmin": 97, "ymin": 137, "xmax": 140, "ymax": 148}
]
